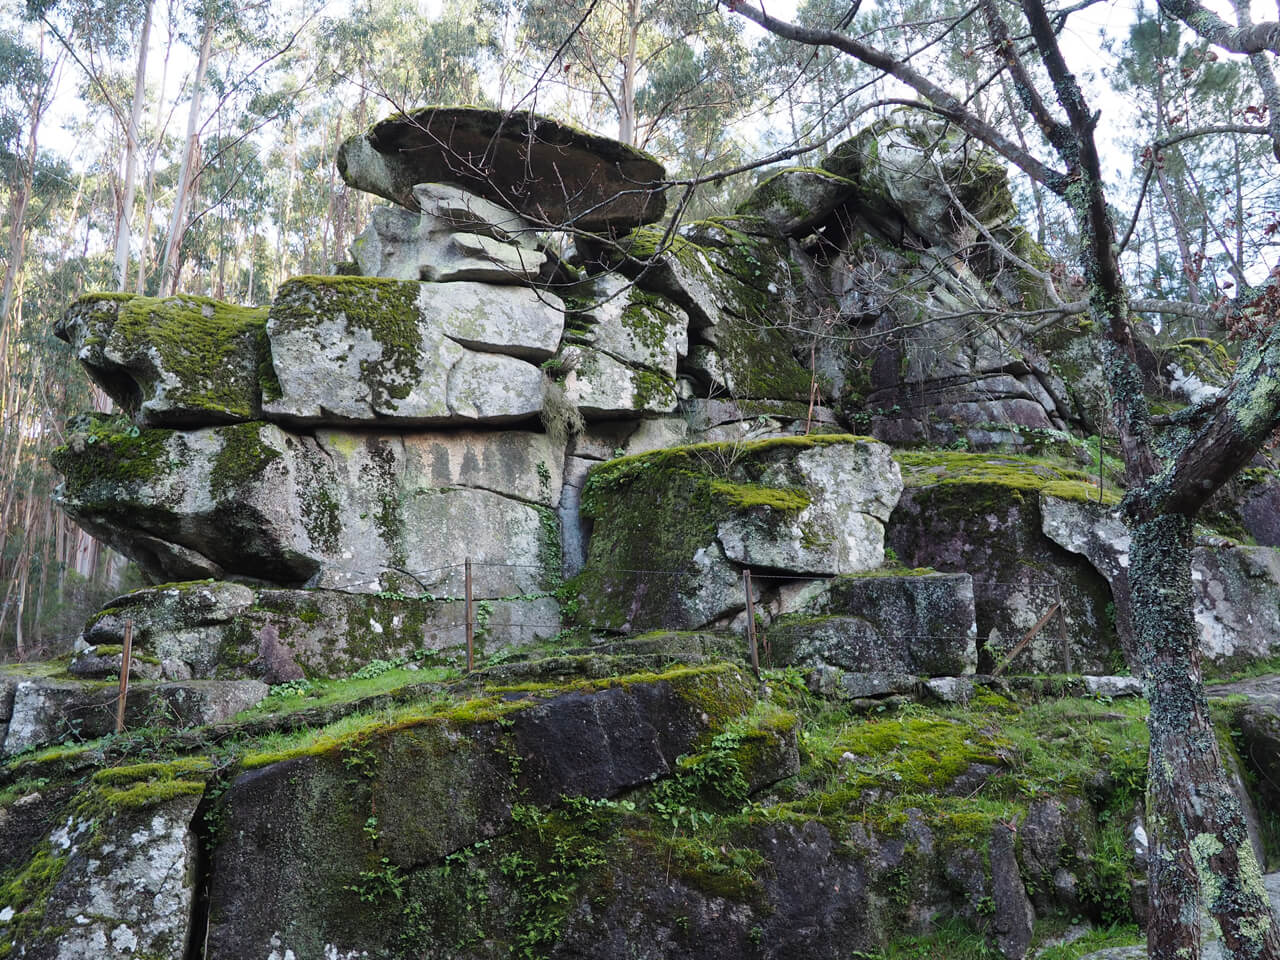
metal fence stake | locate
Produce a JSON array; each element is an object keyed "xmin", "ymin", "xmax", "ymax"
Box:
[{"xmin": 115, "ymin": 619, "xmax": 134, "ymax": 734}]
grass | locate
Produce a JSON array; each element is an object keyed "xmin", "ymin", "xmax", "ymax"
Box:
[{"xmin": 231, "ymin": 664, "xmax": 461, "ymax": 722}]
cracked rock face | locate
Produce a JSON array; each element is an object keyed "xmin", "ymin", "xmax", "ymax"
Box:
[
  {"xmin": 6, "ymin": 795, "xmax": 201, "ymax": 959},
  {"xmin": 53, "ymin": 423, "xmax": 566, "ymax": 597},
  {"xmin": 573, "ymin": 436, "xmax": 904, "ymax": 631},
  {"xmin": 1041, "ymin": 494, "xmax": 1280, "ymax": 672},
  {"xmin": 350, "ymin": 183, "xmax": 549, "ymax": 284},
  {"xmin": 263, "ymin": 276, "xmax": 561, "ymax": 426}
]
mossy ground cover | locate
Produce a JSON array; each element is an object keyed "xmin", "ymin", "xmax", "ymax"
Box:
[
  {"xmin": 0, "ymin": 648, "xmax": 1183, "ymax": 958},
  {"xmin": 893, "ymin": 449, "xmax": 1120, "ymax": 506}
]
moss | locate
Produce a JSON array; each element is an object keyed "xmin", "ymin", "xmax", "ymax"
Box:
[
  {"xmin": 76, "ymin": 292, "xmax": 268, "ymax": 419},
  {"xmin": 209, "ymin": 422, "xmax": 283, "ymax": 501},
  {"xmin": 92, "ymin": 757, "xmax": 212, "ymax": 786},
  {"xmin": 271, "ymin": 276, "xmax": 423, "ymax": 408},
  {"xmin": 631, "ymin": 367, "xmax": 677, "ymax": 409},
  {"xmin": 98, "ymin": 778, "xmax": 206, "ymax": 810},
  {"xmin": 708, "ymin": 479, "xmax": 810, "ymax": 511},
  {"xmin": 0, "ymin": 842, "xmax": 67, "ymax": 952},
  {"xmin": 894, "ymin": 449, "xmax": 1101, "ymax": 491},
  {"xmin": 51, "ymin": 419, "xmax": 176, "ymax": 502},
  {"xmin": 1041, "ymin": 479, "xmax": 1122, "ymax": 506}
]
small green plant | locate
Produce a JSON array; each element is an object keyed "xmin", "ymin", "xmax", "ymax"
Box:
[{"xmin": 346, "ymin": 857, "xmax": 404, "ymax": 903}]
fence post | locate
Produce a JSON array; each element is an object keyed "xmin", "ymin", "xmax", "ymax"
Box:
[
  {"xmin": 115, "ymin": 619, "xmax": 134, "ymax": 734},
  {"xmin": 1056, "ymin": 583, "xmax": 1071, "ymax": 674},
  {"xmin": 464, "ymin": 557, "xmax": 474, "ymax": 674},
  {"xmin": 743, "ymin": 569, "xmax": 760, "ymax": 680}
]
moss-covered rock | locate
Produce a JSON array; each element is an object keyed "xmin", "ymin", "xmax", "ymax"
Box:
[
  {"xmin": 571, "ymin": 435, "xmax": 901, "ymax": 631},
  {"xmin": 54, "ymin": 292, "xmax": 268, "ymax": 427},
  {"xmin": 607, "ymin": 223, "xmax": 821, "ymax": 403},
  {"xmin": 886, "ymin": 451, "xmax": 1120, "ymax": 673},
  {"xmin": 1, "ymin": 788, "xmax": 201, "ymax": 959},
  {"xmin": 80, "ymin": 581, "xmax": 561, "ymax": 681},
  {"xmin": 52, "ymin": 421, "xmax": 567, "ymax": 598},
  {"xmin": 770, "ymin": 571, "xmax": 978, "ymax": 677},
  {"xmin": 735, "ymin": 166, "xmax": 858, "ymax": 236},
  {"xmin": 204, "ymin": 664, "xmax": 759, "ymax": 958},
  {"xmin": 264, "ymin": 275, "xmax": 556, "ymax": 425}
]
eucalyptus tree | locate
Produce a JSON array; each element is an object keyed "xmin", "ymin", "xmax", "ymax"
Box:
[
  {"xmin": 513, "ymin": 0, "xmax": 755, "ymax": 157},
  {"xmin": 26, "ymin": 0, "xmax": 154, "ymax": 291},
  {"xmin": 726, "ymin": 0, "xmax": 1280, "ymax": 956}
]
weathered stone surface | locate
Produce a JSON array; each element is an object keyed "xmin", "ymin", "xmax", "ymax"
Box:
[
  {"xmin": 886, "ymin": 455, "xmax": 1120, "ymax": 674},
  {"xmin": 769, "ymin": 572, "xmax": 978, "ymax": 677},
  {"xmin": 0, "ymin": 674, "xmax": 266, "ymax": 756},
  {"xmin": 263, "ymin": 275, "xmax": 557, "ymax": 425},
  {"xmin": 717, "ymin": 442, "xmax": 902, "ymax": 574},
  {"xmin": 13, "ymin": 794, "xmax": 201, "ymax": 959},
  {"xmin": 204, "ymin": 666, "xmax": 758, "ymax": 959},
  {"xmin": 337, "ymin": 106, "xmax": 667, "ymax": 231},
  {"xmin": 1082, "ymin": 676, "xmax": 1143, "ymax": 699},
  {"xmin": 610, "ymin": 223, "xmax": 819, "ymax": 403},
  {"xmin": 557, "ymin": 343, "xmax": 679, "ymax": 417},
  {"xmin": 1041, "ymin": 494, "xmax": 1280, "ymax": 672},
  {"xmin": 736, "ymin": 167, "xmax": 857, "ymax": 236},
  {"xmin": 53, "ymin": 422, "xmax": 565, "ymax": 597},
  {"xmin": 414, "ymin": 181, "xmax": 541, "ymax": 245},
  {"xmin": 825, "ymin": 111, "xmax": 1017, "ymax": 250},
  {"xmin": 54, "ymin": 293, "xmax": 267, "ymax": 427},
  {"xmin": 574, "ymin": 435, "xmax": 902, "ymax": 631},
  {"xmin": 1240, "ymin": 471, "xmax": 1280, "ymax": 546},
  {"xmin": 989, "ymin": 824, "xmax": 1035, "ymax": 960},
  {"xmin": 567, "ymin": 273, "xmax": 688, "ymax": 375},
  {"xmin": 78, "ymin": 581, "xmax": 562, "ymax": 680},
  {"xmin": 350, "ymin": 195, "xmax": 548, "ymax": 283}
]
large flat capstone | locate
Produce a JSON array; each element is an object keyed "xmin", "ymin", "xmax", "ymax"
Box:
[{"xmin": 337, "ymin": 106, "xmax": 667, "ymax": 231}]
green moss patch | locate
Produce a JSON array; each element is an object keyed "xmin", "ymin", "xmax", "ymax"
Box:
[
  {"xmin": 80, "ymin": 292, "xmax": 269, "ymax": 419},
  {"xmin": 270, "ymin": 276, "xmax": 423, "ymax": 408},
  {"xmin": 51, "ymin": 416, "xmax": 176, "ymax": 502}
]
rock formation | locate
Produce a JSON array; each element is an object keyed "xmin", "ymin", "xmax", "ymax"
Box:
[{"xmin": 5, "ymin": 105, "xmax": 1280, "ymax": 960}]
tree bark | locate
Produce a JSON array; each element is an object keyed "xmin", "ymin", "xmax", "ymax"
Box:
[
  {"xmin": 159, "ymin": 12, "xmax": 214, "ymax": 295},
  {"xmin": 113, "ymin": 0, "xmax": 153, "ymax": 292},
  {"xmin": 1131, "ymin": 514, "xmax": 1280, "ymax": 958}
]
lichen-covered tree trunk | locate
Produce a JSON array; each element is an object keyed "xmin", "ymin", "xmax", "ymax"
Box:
[{"xmin": 1131, "ymin": 514, "xmax": 1280, "ymax": 959}]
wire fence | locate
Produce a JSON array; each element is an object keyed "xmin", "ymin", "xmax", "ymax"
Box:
[{"xmin": 43, "ymin": 559, "xmax": 1079, "ymax": 741}]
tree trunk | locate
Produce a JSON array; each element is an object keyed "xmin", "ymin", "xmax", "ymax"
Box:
[
  {"xmin": 159, "ymin": 13, "xmax": 214, "ymax": 295},
  {"xmin": 1130, "ymin": 514, "xmax": 1280, "ymax": 959},
  {"xmin": 113, "ymin": 0, "xmax": 153, "ymax": 292},
  {"xmin": 618, "ymin": 0, "xmax": 640, "ymax": 146}
]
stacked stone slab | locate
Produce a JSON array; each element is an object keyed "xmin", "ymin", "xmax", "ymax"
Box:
[{"xmin": 37, "ymin": 109, "xmax": 682, "ymax": 755}]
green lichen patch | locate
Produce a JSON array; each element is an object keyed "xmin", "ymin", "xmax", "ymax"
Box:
[
  {"xmin": 210, "ymin": 422, "xmax": 284, "ymax": 501},
  {"xmin": 270, "ymin": 275, "xmax": 423, "ymax": 408}
]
